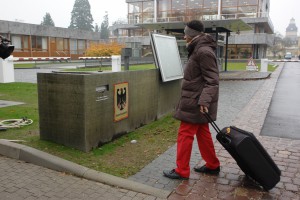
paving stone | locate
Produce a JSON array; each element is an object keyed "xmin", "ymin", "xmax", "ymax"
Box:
[
  {"xmin": 0, "ymin": 156, "xmax": 160, "ymax": 200},
  {"xmin": 216, "ymin": 178, "xmax": 230, "ymax": 185},
  {"xmin": 293, "ymin": 178, "xmax": 300, "ymax": 185},
  {"xmin": 279, "ymin": 190, "xmax": 300, "ymax": 199},
  {"xmin": 167, "ymin": 193, "xmax": 186, "ymax": 200},
  {"xmin": 175, "ymin": 184, "xmax": 192, "ymax": 196},
  {"xmin": 120, "ymin": 196, "xmax": 133, "ymax": 200},
  {"xmin": 143, "ymin": 196, "xmax": 157, "ymax": 200},
  {"xmin": 203, "ymin": 188, "xmax": 218, "ymax": 198},
  {"xmin": 284, "ymin": 183, "xmax": 299, "ymax": 192}
]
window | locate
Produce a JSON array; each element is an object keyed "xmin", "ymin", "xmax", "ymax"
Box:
[
  {"xmin": 158, "ymin": 0, "xmax": 171, "ymax": 19},
  {"xmin": 237, "ymin": 0, "xmax": 258, "ymax": 17},
  {"xmin": 203, "ymin": 0, "xmax": 218, "ymax": 18},
  {"xmin": 158, "ymin": 0, "xmax": 171, "ymax": 11},
  {"xmin": 172, "ymin": 0, "xmax": 185, "ymax": 11},
  {"xmin": 203, "ymin": 0, "xmax": 218, "ymax": 8},
  {"xmin": 238, "ymin": 0, "xmax": 258, "ymax": 6},
  {"xmin": 129, "ymin": 2, "xmax": 142, "ymax": 13},
  {"xmin": 239, "ymin": 45, "xmax": 252, "ymax": 58},
  {"xmin": 70, "ymin": 39, "xmax": 77, "ymax": 54},
  {"xmin": 11, "ymin": 35, "xmax": 22, "ymax": 49},
  {"xmin": 227, "ymin": 44, "xmax": 252, "ymax": 59},
  {"xmin": 128, "ymin": 2, "xmax": 142, "ymax": 24},
  {"xmin": 221, "ymin": 0, "xmax": 258, "ymax": 18},
  {"xmin": 222, "ymin": 0, "xmax": 238, "ymax": 7},
  {"xmin": 56, "ymin": 38, "xmax": 63, "ymax": 51},
  {"xmin": 143, "ymin": 1, "xmax": 154, "ymax": 13},
  {"xmin": 142, "ymin": 12, "xmax": 154, "ymax": 23},
  {"xmin": 238, "ymin": 6, "xmax": 257, "ymax": 17},
  {"xmin": 31, "ymin": 36, "xmax": 47, "ymax": 51},
  {"xmin": 187, "ymin": 0, "xmax": 203, "ymax": 9},
  {"xmin": 23, "ymin": 36, "xmax": 29, "ymax": 49},
  {"xmin": 78, "ymin": 40, "xmax": 86, "ymax": 54},
  {"xmin": 64, "ymin": 39, "xmax": 68, "ymax": 51},
  {"xmin": 143, "ymin": 1, "xmax": 154, "ymax": 23}
]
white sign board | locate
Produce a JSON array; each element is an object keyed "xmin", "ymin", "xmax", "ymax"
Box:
[{"xmin": 150, "ymin": 33, "xmax": 183, "ymax": 82}]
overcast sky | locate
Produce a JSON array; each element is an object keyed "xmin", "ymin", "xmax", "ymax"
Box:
[{"xmin": 0, "ymin": 0, "xmax": 299, "ymax": 36}]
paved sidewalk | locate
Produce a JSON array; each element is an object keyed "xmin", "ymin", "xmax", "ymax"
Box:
[
  {"xmin": 1, "ymin": 65, "xmax": 297, "ymax": 199},
  {"xmin": 0, "ymin": 155, "xmax": 162, "ymax": 200},
  {"xmin": 129, "ymin": 77, "xmax": 266, "ymax": 191},
  {"xmin": 167, "ymin": 63, "xmax": 300, "ymax": 199}
]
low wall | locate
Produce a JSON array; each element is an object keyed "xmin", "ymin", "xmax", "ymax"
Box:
[{"xmin": 37, "ymin": 69, "xmax": 181, "ymax": 152}]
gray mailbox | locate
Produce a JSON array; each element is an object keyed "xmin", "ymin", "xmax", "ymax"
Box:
[
  {"xmin": 122, "ymin": 48, "xmax": 132, "ymax": 70},
  {"xmin": 122, "ymin": 48, "xmax": 132, "ymax": 57}
]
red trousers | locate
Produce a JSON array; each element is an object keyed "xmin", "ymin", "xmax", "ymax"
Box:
[{"xmin": 175, "ymin": 121, "xmax": 220, "ymax": 178}]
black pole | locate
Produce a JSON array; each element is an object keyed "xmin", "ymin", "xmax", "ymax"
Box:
[
  {"xmin": 225, "ymin": 31, "xmax": 229, "ymax": 72},
  {"xmin": 215, "ymin": 30, "xmax": 219, "ymax": 58},
  {"xmin": 124, "ymin": 56, "xmax": 129, "ymax": 71}
]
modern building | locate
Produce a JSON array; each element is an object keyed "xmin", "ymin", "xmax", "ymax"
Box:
[
  {"xmin": 111, "ymin": 0, "xmax": 275, "ymax": 61},
  {"xmin": 0, "ymin": 20, "xmax": 104, "ymax": 59}
]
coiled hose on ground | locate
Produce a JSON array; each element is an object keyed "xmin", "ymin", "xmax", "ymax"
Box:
[{"xmin": 0, "ymin": 117, "xmax": 33, "ymax": 131}]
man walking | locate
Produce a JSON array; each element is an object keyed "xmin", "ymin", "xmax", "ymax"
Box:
[{"xmin": 163, "ymin": 20, "xmax": 220, "ymax": 179}]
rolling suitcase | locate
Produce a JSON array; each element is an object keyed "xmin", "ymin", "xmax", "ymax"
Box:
[{"xmin": 204, "ymin": 113, "xmax": 281, "ymax": 190}]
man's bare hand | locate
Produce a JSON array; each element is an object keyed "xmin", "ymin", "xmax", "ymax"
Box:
[{"xmin": 200, "ymin": 105, "xmax": 208, "ymax": 113}]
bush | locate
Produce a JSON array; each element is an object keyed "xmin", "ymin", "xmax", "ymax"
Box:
[{"xmin": 85, "ymin": 42, "xmax": 125, "ymax": 57}]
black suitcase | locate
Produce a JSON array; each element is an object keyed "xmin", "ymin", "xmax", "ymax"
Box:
[{"xmin": 204, "ymin": 113, "xmax": 281, "ymax": 190}]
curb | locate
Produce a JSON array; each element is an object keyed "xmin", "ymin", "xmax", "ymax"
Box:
[
  {"xmin": 220, "ymin": 74, "xmax": 271, "ymax": 81},
  {"xmin": 220, "ymin": 72, "xmax": 271, "ymax": 81},
  {"xmin": 0, "ymin": 139, "xmax": 171, "ymax": 199}
]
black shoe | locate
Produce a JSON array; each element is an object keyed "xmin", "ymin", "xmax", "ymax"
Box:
[
  {"xmin": 194, "ymin": 165, "xmax": 220, "ymax": 175},
  {"xmin": 163, "ymin": 169, "xmax": 188, "ymax": 180}
]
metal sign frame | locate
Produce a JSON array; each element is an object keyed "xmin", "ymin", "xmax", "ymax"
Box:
[{"xmin": 150, "ymin": 33, "xmax": 183, "ymax": 82}]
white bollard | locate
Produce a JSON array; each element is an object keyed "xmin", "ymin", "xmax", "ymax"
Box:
[
  {"xmin": 260, "ymin": 59, "xmax": 268, "ymax": 73},
  {"xmin": 111, "ymin": 55, "xmax": 121, "ymax": 72},
  {"xmin": 0, "ymin": 55, "xmax": 15, "ymax": 83}
]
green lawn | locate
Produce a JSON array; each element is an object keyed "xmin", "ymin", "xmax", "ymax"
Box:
[
  {"xmin": 0, "ymin": 82, "xmax": 178, "ymax": 178},
  {"xmin": 63, "ymin": 62, "xmax": 276, "ymax": 72},
  {"xmin": 63, "ymin": 64, "xmax": 156, "ymax": 72},
  {"xmin": 223, "ymin": 62, "xmax": 277, "ymax": 72},
  {"xmin": 15, "ymin": 61, "xmax": 277, "ymax": 72}
]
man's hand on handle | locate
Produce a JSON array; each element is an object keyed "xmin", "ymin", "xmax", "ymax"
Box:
[{"xmin": 200, "ymin": 105, "xmax": 208, "ymax": 114}]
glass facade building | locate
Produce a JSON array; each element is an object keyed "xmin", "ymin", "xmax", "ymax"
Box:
[
  {"xmin": 128, "ymin": 0, "xmax": 262, "ymax": 23},
  {"xmin": 112, "ymin": 0, "xmax": 274, "ymax": 60}
]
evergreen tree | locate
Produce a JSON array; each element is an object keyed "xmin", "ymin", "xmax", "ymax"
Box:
[
  {"xmin": 41, "ymin": 13, "xmax": 55, "ymax": 26},
  {"xmin": 94, "ymin": 23, "xmax": 99, "ymax": 32},
  {"xmin": 100, "ymin": 12, "xmax": 109, "ymax": 39},
  {"xmin": 112, "ymin": 18, "xmax": 127, "ymax": 26},
  {"xmin": 69, "ymin": 0, "xmax": 94, "ymax": 31}
]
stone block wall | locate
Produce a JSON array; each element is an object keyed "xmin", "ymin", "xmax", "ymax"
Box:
[{"xmin": 37, "ymin": 69, "xmax": 181, "ymax": 152}]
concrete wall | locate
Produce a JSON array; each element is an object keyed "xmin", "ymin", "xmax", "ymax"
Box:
[
  {"xmin": 37, "ymin": 69, "xmax": 181, "ymax": 152},
  {"xmin": 228, "ymin": 33, "xmax": 274, "ymax": 46}
]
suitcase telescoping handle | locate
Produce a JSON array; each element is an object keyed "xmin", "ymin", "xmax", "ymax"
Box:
[{"xmin": 203, "ymin": 112, "xmax": 222, "ymax": 134}]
